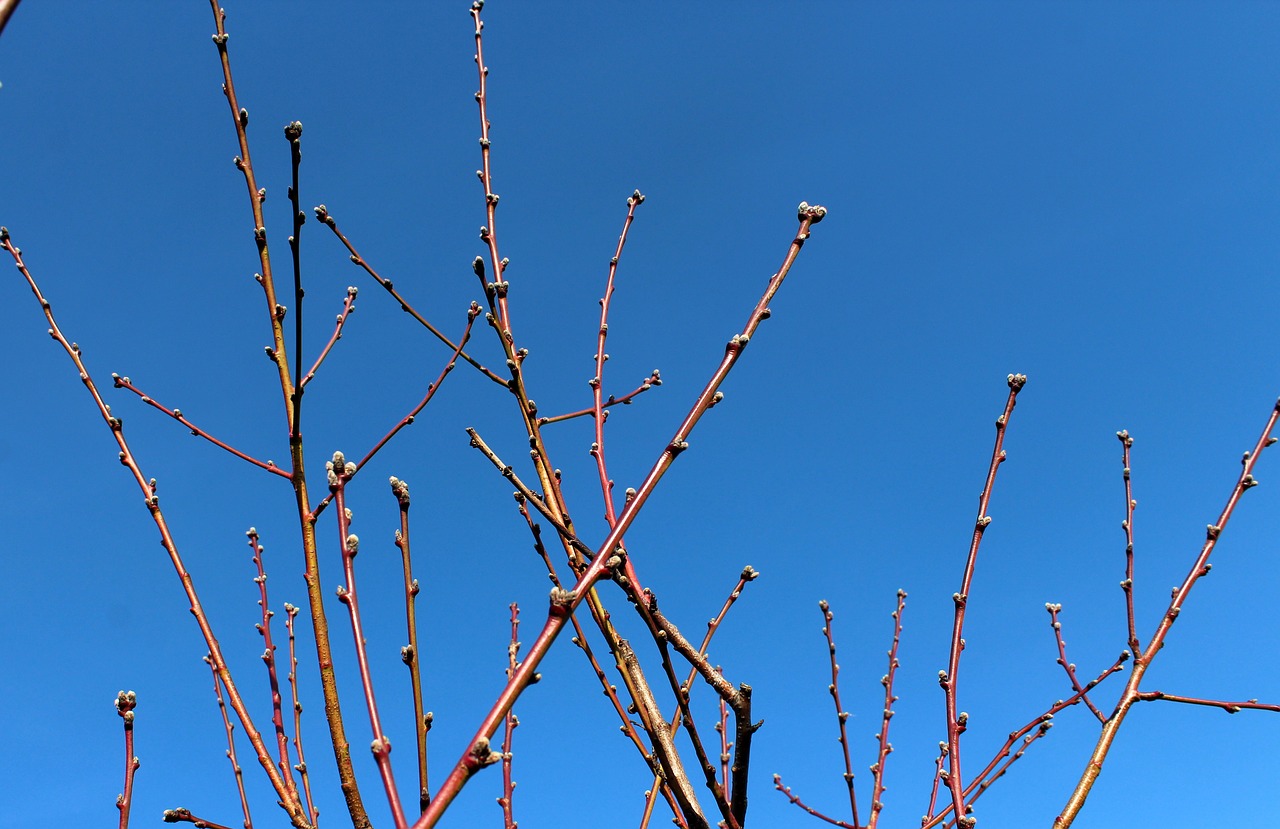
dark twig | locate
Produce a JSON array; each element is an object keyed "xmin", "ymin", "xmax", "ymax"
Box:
[
  {"xmin": 286, "ymin": 121, "xmax": 306, "ymax": 435},
  {"xmin": 392, "ymin": 477, "xmax": 432, "ymax": 814},
  {"xmin": 111, "ymin": 375, "xmax": 291, "ymax": 479},
  {"xmin": 115, "ymin": 691, "xmax": 139, "ymax": 829},
  {"xmin": 939, "ymin": 374, "xmax": 1027, "ymax": 829},
  {"xmin": 818, "ymin": 600, "xmax": 860, "ymax": 827},
  {"xmin": 206, "ymin": 657, "xmax": 253, "ymax": 829},
  {"xmin": 1117, "ymin": 430, "xmax": 1140, "ymax": 654},
  {"xmin": 1045, "ymin": 603, "xmax": 1105, "ymax": 722}
]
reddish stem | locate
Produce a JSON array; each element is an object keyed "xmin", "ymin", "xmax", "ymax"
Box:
[
  {"xmin": 499, "ymin": 604, "xmax": 521, "ymax": 829},
  {"xmin": 111, "ymin": 375, "xmax": 291, "ymax": 479},
  {"xmin": 206, "ymin": 657, "xmax": 253, "ymax": 829},
  {"xmin": 247, "ymin": 528, "xmax": 302, "ymax": 803},
  {"xmin": 868, "ymin": 590, "xmax": 907, "ymax": 829},
  {"xmin": 818, "ymin": 600, "xmax": 860, "ymax": 827},
  {"xmin": 1045, "ymin": 603, "xmax": 1105, "ymax": 722},
  {"xmin": 162, "ymin": 810, "xmax": 237, "ymax": 829},
  {"xmin": 300, "ymin": 287, "xmax": 358, "ymax": 388},
  {"xmin": 536, "ymin": 371, "xmax": 662, "ymax": 426},
  {"xmin": 772, "ymin": 774, "xmax": 855, "ymax": 829},
  {"xmin": 313, "ymin": 205, "xmax": 504, "ymax": 386},
  {"xmin": 940, "ymin": 374, "xmax": 1026, "ymax": 829},
  {"xmin": 331, "ymin": 454, "xmax": 408, "ymax": 829},
  {"xmin": 312, "ymin": 305, "xmax": 478, "ymax": 519},
  {"xmin": 1135, "ymin": 691, "xmax": 1280, "ymax": 714},
  {"xmin": 115, "ymin": 691, "xmax": 139, "ymax": 829}
]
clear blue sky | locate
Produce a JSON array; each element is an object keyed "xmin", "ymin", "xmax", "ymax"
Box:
[{"xmin": 2, "ymin": 3, "xmax": 1278, "ymax": 828}]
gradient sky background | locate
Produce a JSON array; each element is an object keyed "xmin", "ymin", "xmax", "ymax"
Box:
[{"xmin": 2, "ymin": 3, "xmax": 1278, "ymax": 828}]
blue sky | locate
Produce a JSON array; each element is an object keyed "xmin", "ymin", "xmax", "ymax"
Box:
[{"xmin": 2, "ymin": 3, "xmax": 1278, "ymax": 828}]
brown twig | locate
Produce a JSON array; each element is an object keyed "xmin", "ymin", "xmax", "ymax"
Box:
[
  {"xmin": 498, "ymin": 603, "xmax": 521, "ymax": 829},
  {"xmin": 938, "ymin": 374, "xmax": 1026, "ymax": 829},
  {"xmin": 284, "ymin": 604, "xmax": 319, "ymax": 827},
  {"xmin": 330, "ymin": 453, "xmax": 408, "ymax": 829},
  {"xmin": 300, "ymin": 287, "xmax": 358, "ymax": 388},
  {"xmin": 392, "ymin": 477, "xmax": 432, "ymax": 814},
  {"xmin": 2, "ymin": 229, "xmax": 309, "ymax": 828},
  {"xmin": 247, "ymin": 528, "xmax": 302, "ymax": 804},
  {"xmin": 1116, "ymin": 430, "xmax": 1140, "ymax": 654},
  {"xmin": 868, "ymin": 589, "xmax": 906, "ymax": 829},
  {"xmin": 115, "ymin": 691, "xmax": 139, "ymax": 829},
  {"xmin": 206, "ymin": 657, "xmax": 253, "ymax": 829},
  {"xmin": 162, "ymin": 809, "xmax": 238, "ymax": 829},
  {"xmin": 111, "ymin": 375, "xmax": 291, "ymax": 479},
  {"xmin": 285, "ymin": 121, "xmax": 307, "ymax": 434},
  {"xmin": 1055, "ymin": 398, "xmax": 1280, "ymax": 827},
  {"xmin": 312, "ymin": 204, "xmax": 505, "ymax": 387},
  {"xmin": 1044, "ymin": 604, "xmax": 1105, "ymax": 722}
]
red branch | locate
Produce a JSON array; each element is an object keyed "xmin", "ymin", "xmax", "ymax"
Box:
[
  {"xmin": 868, "ymin": 590, "xmax": 906, "ymax": 829},
  {"xmin": 1044, "ymin": 604, "xmax": 1104, "ymax": 722},
  {"xmin": 1117, "ymin": 430, "xmax": 1140, "ymax": 653},
  {"xmin": 111, "ymin": 375, "xmax": 291, "ymax": 479},
  {"xmin": 392, "ymin": 477, "xmax": 432, "ymax": 814},
  {"xmin": 939, "ymin": 374, "xmax": 1026, "ymax": 829},
  {"xmin": 1135, "ymin": 691, "xmax": 1280, "ymax": 714},
  {"xmin": 498, "ymin": 604, "xmax": 521, "ymax": 829},
  {"xmin": 331, "ymin": 454, "xmax": 408, "ymax": 829},
  {"xmin": 205, "ymin": 657, "xmax": 253, "ymax": 829},
  {"xmin": 535, "ymin": 371, "xmax": 662, "ymax": 426},
  {"xmin": 162, "ymin": 809, "xmax": 237, "ymax": 829},
  {"xmin": 115, "ymin": 691, "xmax": 139, "ymax": 829},
  {"xmin": 247, "ymin": 528, "xmax": 302, "ymax": 803},
  {"xmin": 300, "ymin": 286, "xmax": 358, "ymax": 388}
]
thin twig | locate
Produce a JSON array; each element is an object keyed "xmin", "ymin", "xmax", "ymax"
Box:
[
  {"xmin": 392, "ymin": 477, "xmax": 432, "ymax": 814},
  {"xmin": 772, "ymin": 775, "xmax": 855, "ymax": 829},
  {"xmin": 499, "ymin": 604, "xmax": 521, "ymax": 829},
  {"xmin": 1117, "ymin": 430, "xmax": 1140, "ymax": 653},
  {"xmin": 313, "ymin": 205, "xmax": 504, "ymax": 386},
  {"xmin": 111, "ymin": 375, "xmax": 291, "ymax": 479},
  {"xmin": 1044, "ymin": 603, "xmax": 1105, "ymax": 722},
  {"xmin": 1135, "ymin": 691, "xmax": 1280, "ymax": 714},
  {"xmin": 818, "ymin": 599, "xmax": 860, "ymax": 827},
  {"xmin": 312, "ymin": 305, "xmax": 479, "ymax": 519},
  {"xmin": 939, "ymin": 374, "xmax": 1027, "ymax": 829},
  {"xmin": 115, "ymin": 691, "xmax": 139, "ymax": 829},
  {"xmin": 536, "ymin": 371, "xmax": 661, "ymax": 426},
  {"xmin": 330, "ymin": 453, "xmax": 408, "ymax": 829},
  {"xmin": 206, "ymin": 657, "xmax": 253, "ymax": 829},
  {"xmin": 284, "ymin": 604, "xmax": 319, "ymax": 827},
  {"xmin": 247, "ymin": 528, "xmax": 302, "ymax": 803},
  {"xmin": 300, "ymin": 287, "xmax": 358, "ymax": 388},
  {"xmin": 868, "ymin": 589, "xmax": 906, "ymax": 829},
  {"xmin": 286, "ymin": 121, "xmax": 306, "ymax": 436}
]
